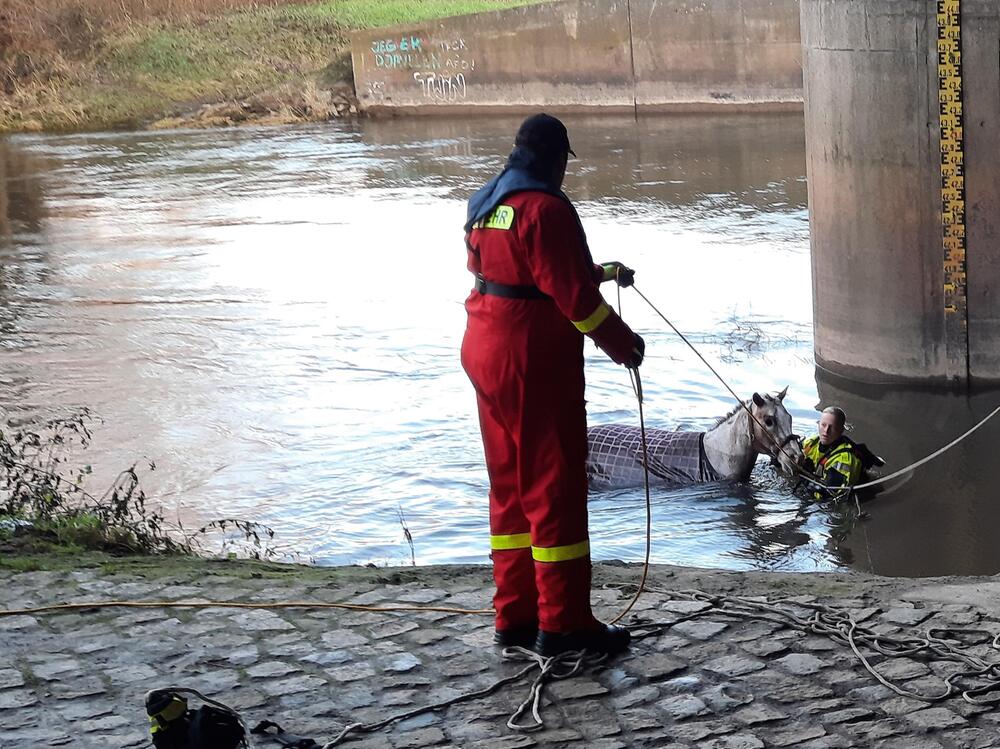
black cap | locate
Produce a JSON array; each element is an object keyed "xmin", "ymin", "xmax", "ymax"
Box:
[{"xmin": 514, "ymin": 113, "xmax": 576, "ymax": 158}]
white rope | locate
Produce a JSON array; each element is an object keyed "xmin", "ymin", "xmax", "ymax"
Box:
[
  {"xmin": 849, "ymin": 403, "xmax": 1000, "ymax": 490},
  {"xmin": 628, "ymin": 285, "xmax": 1000, "ymax": 496}
]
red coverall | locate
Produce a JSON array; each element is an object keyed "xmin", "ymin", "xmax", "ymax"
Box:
[{"xmin": 461, "ymin": 190, "xmax": 637, "ymax": 634}]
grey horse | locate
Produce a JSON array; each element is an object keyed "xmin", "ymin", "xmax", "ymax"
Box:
[{"xmin": 586, "ymin": 388, "xmax": 804, "ymax": 490}]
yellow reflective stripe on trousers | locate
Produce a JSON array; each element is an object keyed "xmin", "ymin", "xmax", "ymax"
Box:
[
  {"xmin": 532, "ymin": 540, "xmax": 590, "ymax": 563},
  {"xmin": 490, "ymin": 533, "xmax": 532, "ymax": 551},
  {"xmin": 573, "ymin": 303, "xmax": 611, "ymax": 333}
]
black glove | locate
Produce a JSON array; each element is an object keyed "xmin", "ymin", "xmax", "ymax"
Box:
[
  {"xmin": 627, "ymin": 333, "xmax": 645, "ymax": 369},
  {"xmin": 602, "ymin": 262, "xmax": 635, "ymax": 288}
]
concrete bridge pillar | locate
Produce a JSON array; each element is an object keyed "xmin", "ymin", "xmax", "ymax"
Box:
[{"xmin": 802, "ymin": 0, "xmax": 1000, "ymax": 384}]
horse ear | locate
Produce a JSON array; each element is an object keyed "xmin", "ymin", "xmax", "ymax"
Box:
[
  {"xmin": 752, "ymin": 392, "xmax": 765, "ymax": 407},
  {"xmin": 777, "ymin": 386, "xmax": 788, "ymax": 402}
]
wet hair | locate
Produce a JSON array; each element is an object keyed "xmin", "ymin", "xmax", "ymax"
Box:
[{"xmin": 822, "ymin": 406, "xmax": 846, "ymax": 429}]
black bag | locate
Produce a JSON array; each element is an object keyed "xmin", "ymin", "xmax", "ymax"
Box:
[{"xmin": 147, "ymin": 689, "xmax": 247, "ymax": 749}]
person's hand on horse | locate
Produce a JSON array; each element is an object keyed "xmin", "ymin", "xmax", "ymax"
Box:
[{"xmin": 602, "ymin": 261, "xmax": 635, "ymax": 288}]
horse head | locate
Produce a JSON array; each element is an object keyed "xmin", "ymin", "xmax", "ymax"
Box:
[{"xmin": 749, "ymin": 387, "xmax": 803, "ymax": 476}]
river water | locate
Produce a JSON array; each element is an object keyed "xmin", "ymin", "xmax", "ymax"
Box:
[{"xmin": 2, "ymin": 114, "xmax": 999, "ymax": 576}]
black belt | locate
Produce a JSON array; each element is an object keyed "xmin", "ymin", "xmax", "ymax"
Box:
[{"xmin": 474, "ymin": 273, "xmax": 549, "ymax": 300}]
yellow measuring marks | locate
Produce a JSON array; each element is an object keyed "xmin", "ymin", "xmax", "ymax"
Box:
[{"xmin": 938, "ymin": 0, "xmax": 967, "ymax": 340}]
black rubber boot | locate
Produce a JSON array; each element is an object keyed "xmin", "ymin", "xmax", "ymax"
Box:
[
  {"xmin": 494, "ymin": 624, "xmax": 539, "ymax": 649},
  {"xmin": 534, "ymin": 624, "xmax": 631, "ymax": 658}
]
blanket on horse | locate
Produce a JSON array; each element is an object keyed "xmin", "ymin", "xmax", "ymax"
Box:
[{"xmin": 586, "ymin": 424, "xmax": 722, "ymax": 490}]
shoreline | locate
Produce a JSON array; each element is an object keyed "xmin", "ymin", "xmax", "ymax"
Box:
[{"xmin": 3, "ymin": 553, "xmax": 999, "ymax": 746}]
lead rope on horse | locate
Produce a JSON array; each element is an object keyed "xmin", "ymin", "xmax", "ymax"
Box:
[{"xmin": 628, "ymin": 284, "xmax": 1000, "ymax": 501}]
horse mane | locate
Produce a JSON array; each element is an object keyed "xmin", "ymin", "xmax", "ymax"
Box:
[
  {"xmin": 710, "ymin": 400, "xmax": 749, "ymax": 430},
  {"xmin": 708, "ymin": 393, "xmax": 774, "ymax": 431}
]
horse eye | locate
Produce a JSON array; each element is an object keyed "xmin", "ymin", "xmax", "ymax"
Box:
[{"xmin": 764, "ymin": 417, "xmax": 774, "ymax": 428}]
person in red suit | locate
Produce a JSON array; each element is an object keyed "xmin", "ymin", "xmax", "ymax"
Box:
[{"xmin": 461, "ymin": 114, "xmax": 644, "ymax": 657}]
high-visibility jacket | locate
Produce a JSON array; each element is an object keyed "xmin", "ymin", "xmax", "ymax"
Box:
[
  {"xmin": 803, "ymin": 436, "xmax": 863, "ymax": 497},
  {"xmin": 461, "ymin": 172, "xmax": 637, "ymax": 634}
]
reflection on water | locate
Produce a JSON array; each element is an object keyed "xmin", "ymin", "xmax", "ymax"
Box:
[
  {"xmin": 816, "ymin": 368, "xmax": 1000, "ymax": 576},
  {"xmin": 1, "ymin": 114, "xmax": 986, "ymax": 575}
]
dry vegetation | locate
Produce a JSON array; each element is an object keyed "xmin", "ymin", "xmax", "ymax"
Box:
[
  {"xmin": 2, "ymin": 0, "xmax": 299, "ymax": 90},
  {"xmin": 0, "ymin": 0, "xmax": 545, "ymax": 132}
]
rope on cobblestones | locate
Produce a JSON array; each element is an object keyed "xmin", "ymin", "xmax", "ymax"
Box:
[
  {"xmin": 624, "ymin": 587, "xmax": 1000, "ymax": 706},
  {"xmin": 0, "ymin": 600, "xmax": 494, "ymax": 617},
  {"xmin": 317, "ymin": 648, "xmax": 596, "ymax": 746}
]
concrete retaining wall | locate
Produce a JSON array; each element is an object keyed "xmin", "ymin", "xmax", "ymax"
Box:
[
  {"xmin": 633, "ymin": 0, "xmax": 802, "ymax": 110},
  {"xmin": 803, "ymin": 0, "xmax": 1000, "ymax": 383},
  {"xmin": 350, "ymin": 0, "xmax": 802, "ymax": 115}
]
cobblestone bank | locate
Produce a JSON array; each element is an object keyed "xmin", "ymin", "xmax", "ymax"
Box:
[{"xmin": 2, "ymin": 558, "xmax": 1000, "ymax": 748}]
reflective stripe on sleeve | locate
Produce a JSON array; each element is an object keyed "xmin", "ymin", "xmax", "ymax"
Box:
[
  {"xmin": 531, "ymin": 540, "xmax": 590, "ymax": 563},
  {"xmin": 572, "ymin": 303, "xmax": 611, "ymax": 333},
  {"xmin": 490, "ymin": 533, "xmax": 532, "ymax": 551}
]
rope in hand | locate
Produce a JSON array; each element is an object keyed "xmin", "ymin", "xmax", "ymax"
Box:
[{"xmin": 608, "ymin": 280, "xmax": 652, "ymax": 625}]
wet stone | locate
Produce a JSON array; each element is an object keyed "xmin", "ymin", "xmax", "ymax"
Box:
[
  {"xmin": 602, "ymin": 667, "xmax": 638, "ymax": 690},
  {"xmin": 371, "ymin": 620, "xmax": 420, "ymax": 640},
  {"xmin": 699, "ymin": 683, "xmax": 753, "ymax": 712},
  {"xmin": 733, "ymin": 703, "xmax": 788, "ymax": 725},
  {"xmin": 671, "ymin": 620, "xmax": 729, "ymax": 640},
  {"xmin": 530, "ymin": 728, "xmax": 581, "ymax": 744},
  {"xmin": 0, "ymin": 668, "xmax": 25, "ymax": 689},
  {"xmin": 248, "ymin": 661, "xmax": 299, "ymax": 679},
  {"xmin": 407, "ymin": 628, "xmax": 449, "ymax": 646},
  {"xmin": 0, "ymin": 727, "xmax": 72, "ymax": 744},
  {"xmin": 847, "ymin": 684, "xmax": 895, "ymax": 702},
  {"xmin": 49, "ymin": 677, "xmax": 107, "ymax": 699},
  {"xmin": 774, "ymin": 653, "xmax": 829, "ymax": 675},
  {"xmin": 301, "ymin": 649, "xmax": 353, "ymax": 667},
  {"xmin": 740, "ymin": 638, "xmax": 789, "ymax": 657},
  {"xmin": 660, "ymin": 600, "xmax": 713, "ymax": 614},
  {"xmin": 466, "ymin": 738, "xmax": 536, "ymax": 749},
  {"xmin": 382, "ymin": 653, "xmax": 421, "ymax": 673},
  {"xmin": 628, "ymin": 653, "xmax": 687, "ymax": 681},
  {"xmin": 326, "ymin": 662, "xmax": 376, "ymax": 683},
  {"xmin": 906, "ymin": 707, "xmax": 966, "ymax": 730},
  {"xmin": 548, "ymin": 677, "xmax": 608, "ymax": 700},
  {"xmin": 0, "ymin": 615, "xmax": 37, "ymax": 630},
  {"xmin": 667, "ymin": 720, "xmax": 736, "ymax": 742},
  {"xmin": 657, "ymin": 693, "xmax": 709, "ymax": 720},
  {"xmin": 260, "ymin": 674, "xmax": 327, "ymax": 696},
  {"xmin": 105, "ymin": 663, "xmax": 159, "ymax": 685},
  {"xmin": 0, "ymin": 689, "xmax": 38, "ymax": 709},
  {"xmin": 226, "ymin": 645, "xmax": 260, "ymax": 665},
  {"xmin": 821, "ymin": 707, "xmax": 876, "ymax": 724},
  {"xmin": 882, "ymin": 607, "xmax": 934, "ymax": 626},
  {"xmin": 725, "ymin": 621, "xmax": 781, "ymax": 643},
  {"xmin": 876, "ymin": 658, "xmax": 930, "ymax": 680},
  {"xmin": 396, "ymin": 588, "xmax": 448, "ymax": 603},
  {"xmin": 611, "ymin": 684, "xmax": 659, "ymax": 708},
  {"xmin": 184, "ymin": 669, "xmax": 241, "ymax": 695},
  {"xmin": 79, "ymin": 715, "xmax": 129, "ymax": 733},
  {"xmin": 769, "ymin": 724, "xmax": 828, "ymax": 746},
  {"xmin": 880, "ymin": 695, "xmax": 933, "ymax": 718},
  {"xmin": 32, "ymin": 658, "xmax": 82, "ymax": 680},
  {"xmin": 845, "ymin": 719, "xmax": 904, "ymax": 742},
  {"xmin": 703, "ymin": 655, "xmax": 766, "ymax": 677},
  {"xmin": 56, "ymin": 698, "xmax": 116, "ymax": 721},
  {"xmin": 230, "ymin": 610, "xmax": 295, "ymax": 631},
  {"xmin": 702, "ymin": 734, "xmax": 765, "ymax": 749}
]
